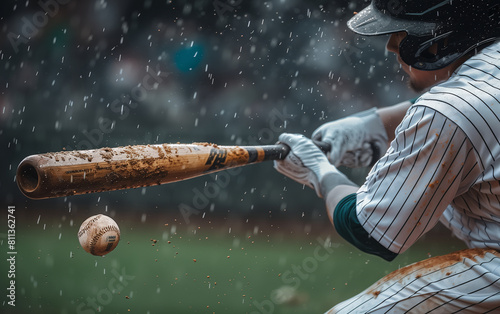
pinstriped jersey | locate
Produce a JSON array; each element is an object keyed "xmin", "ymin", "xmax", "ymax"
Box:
[{"xmin": 356, "ymin": 41, "xmax": 500, "ymax": 254}]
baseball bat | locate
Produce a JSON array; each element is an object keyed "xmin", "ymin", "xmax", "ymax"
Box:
[{"xmin": 17, "ymin": 141, "xmax": 330, "ymax": 200}]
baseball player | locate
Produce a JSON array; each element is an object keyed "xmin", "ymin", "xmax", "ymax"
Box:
[{"xmin": 274, "ymin": 0, "xmax": 500, "ymax": 312}]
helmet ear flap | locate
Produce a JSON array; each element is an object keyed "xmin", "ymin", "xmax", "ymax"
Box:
[
  {"xmin": 399, "ymin": 33, "xmax": 461, "ymax": 71},
  {"xmin": 399, "ymin": 35, "xmax": 435, "ymax": 70}
]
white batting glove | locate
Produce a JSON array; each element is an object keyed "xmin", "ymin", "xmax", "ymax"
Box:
[
  {"xmin": 274, "ymin": 133, "xmax": 355, "ymax": 198},
  {"xmin": 312, "ymin": 108, "xmax": 388, "ymax": 168}
]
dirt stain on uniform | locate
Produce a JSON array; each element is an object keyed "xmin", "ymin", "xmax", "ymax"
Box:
[{"xmin": 368, "ymin": 248, "xmax": 494, "ymax": 298}]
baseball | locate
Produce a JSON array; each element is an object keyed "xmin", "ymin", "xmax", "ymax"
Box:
[{"xmin": 78, "ymin": 214, "xmax": 120, "ymax": 256}]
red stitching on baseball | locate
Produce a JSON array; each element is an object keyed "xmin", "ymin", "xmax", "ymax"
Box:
[
  {"xmin": 77, "ymin": 215, "xmax": 102, "ymax": 238},
  {"xmin": 89, "ymin": 225, "xmax": 120, "ymax": 255}
]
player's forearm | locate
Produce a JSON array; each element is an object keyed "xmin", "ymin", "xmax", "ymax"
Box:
[
  {"xmin": 377, "ymin": 100, "xmax": 414, "ymax": 142},
  {"xmin": 324, "ymin": 186, "xmax": 398, "ymax": 261},
  {"xmin": 321, "ymin": 99, "xmax": 415, "ymax": 214},
  {"xmin": 324, "ymin": 184, "xmax": 360, "ymax": 225}
]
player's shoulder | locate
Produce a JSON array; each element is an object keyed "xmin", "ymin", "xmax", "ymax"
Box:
[
  {"xmin": 454, "ymin": 41, "xmax": 500, "ymax": 80},
  {"xmin": 416, "ymin": 41, "xmax": 500, "ymax": 108},
  {"xmin": 412, "ymin": 41, "xmax": 500, "ymax": 168}
]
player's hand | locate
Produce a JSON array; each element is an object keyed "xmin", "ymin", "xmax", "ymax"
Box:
[
  {"xmin": 274, "ymin": 133, "xmax": 352, "ymax": 198},
  {"xmin": 312, "ymin": 108, "xmax": 388, "ymax": 168}
]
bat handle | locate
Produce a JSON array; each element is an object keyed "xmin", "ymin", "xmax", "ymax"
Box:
[
  {"xmin": 265, "ymin": 140, "xmax": 331, "ymax": 160},
  {"xmin": 313, "ymin": 140, "xmax": 332, "ymax": 155}
]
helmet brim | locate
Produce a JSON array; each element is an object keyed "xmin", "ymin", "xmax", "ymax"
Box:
[{"xmin": 347, "ymin": 2, "xmax": 436, "ymax": 37}]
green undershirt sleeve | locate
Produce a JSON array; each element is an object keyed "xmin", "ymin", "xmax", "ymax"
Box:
[
  {"xmin": 409, "ymin": 96, "xmax": 419, "ymax": 104},
  {"xmin": 333, "ymin": 194, "xmax": 398, "ymax": 262}
]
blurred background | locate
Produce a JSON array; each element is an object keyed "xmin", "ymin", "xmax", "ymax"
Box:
[{"xmin": 0, "ymin": 0, "xmax": 465, "ymax": 313}]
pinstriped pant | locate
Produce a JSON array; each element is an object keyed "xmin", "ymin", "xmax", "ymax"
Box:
[{"xmin": 326, "ymin": 249, "xmax": 500, "ymax": 313}]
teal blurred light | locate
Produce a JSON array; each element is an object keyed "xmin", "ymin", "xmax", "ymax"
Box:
[{"xmin": 174, "ymin": 44, "xmax": 205, "ymax": 73}]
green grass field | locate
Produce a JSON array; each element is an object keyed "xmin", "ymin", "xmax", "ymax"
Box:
[{"xmin": 1, "ymin": 213, "xmax": 466, "ymax": 314}]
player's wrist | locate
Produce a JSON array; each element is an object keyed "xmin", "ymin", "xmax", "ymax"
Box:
[
  {"xmin": 317, "ymin": 170, "xmax": 357, "ymax": 198},
  {"xmin": 361, "ymin": 107, "xmax": 388, "ymax": 143},
  {"xmin": 309, "ymin": 162, "xmax": 356, "ymax": 198},
  {"xmin": 354, "ymin": 108, "xmax": 388, "ymax": 167}
]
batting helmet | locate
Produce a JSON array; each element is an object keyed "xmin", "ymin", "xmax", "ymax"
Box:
[{"xmin": 348, "ymin": 0, "xmax": 500, "ymax": 70}]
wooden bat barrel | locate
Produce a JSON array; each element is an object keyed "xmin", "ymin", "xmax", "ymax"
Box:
[{"xmin": 16, "ymin": 143, "xmax": 291, "ymax": 200}]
